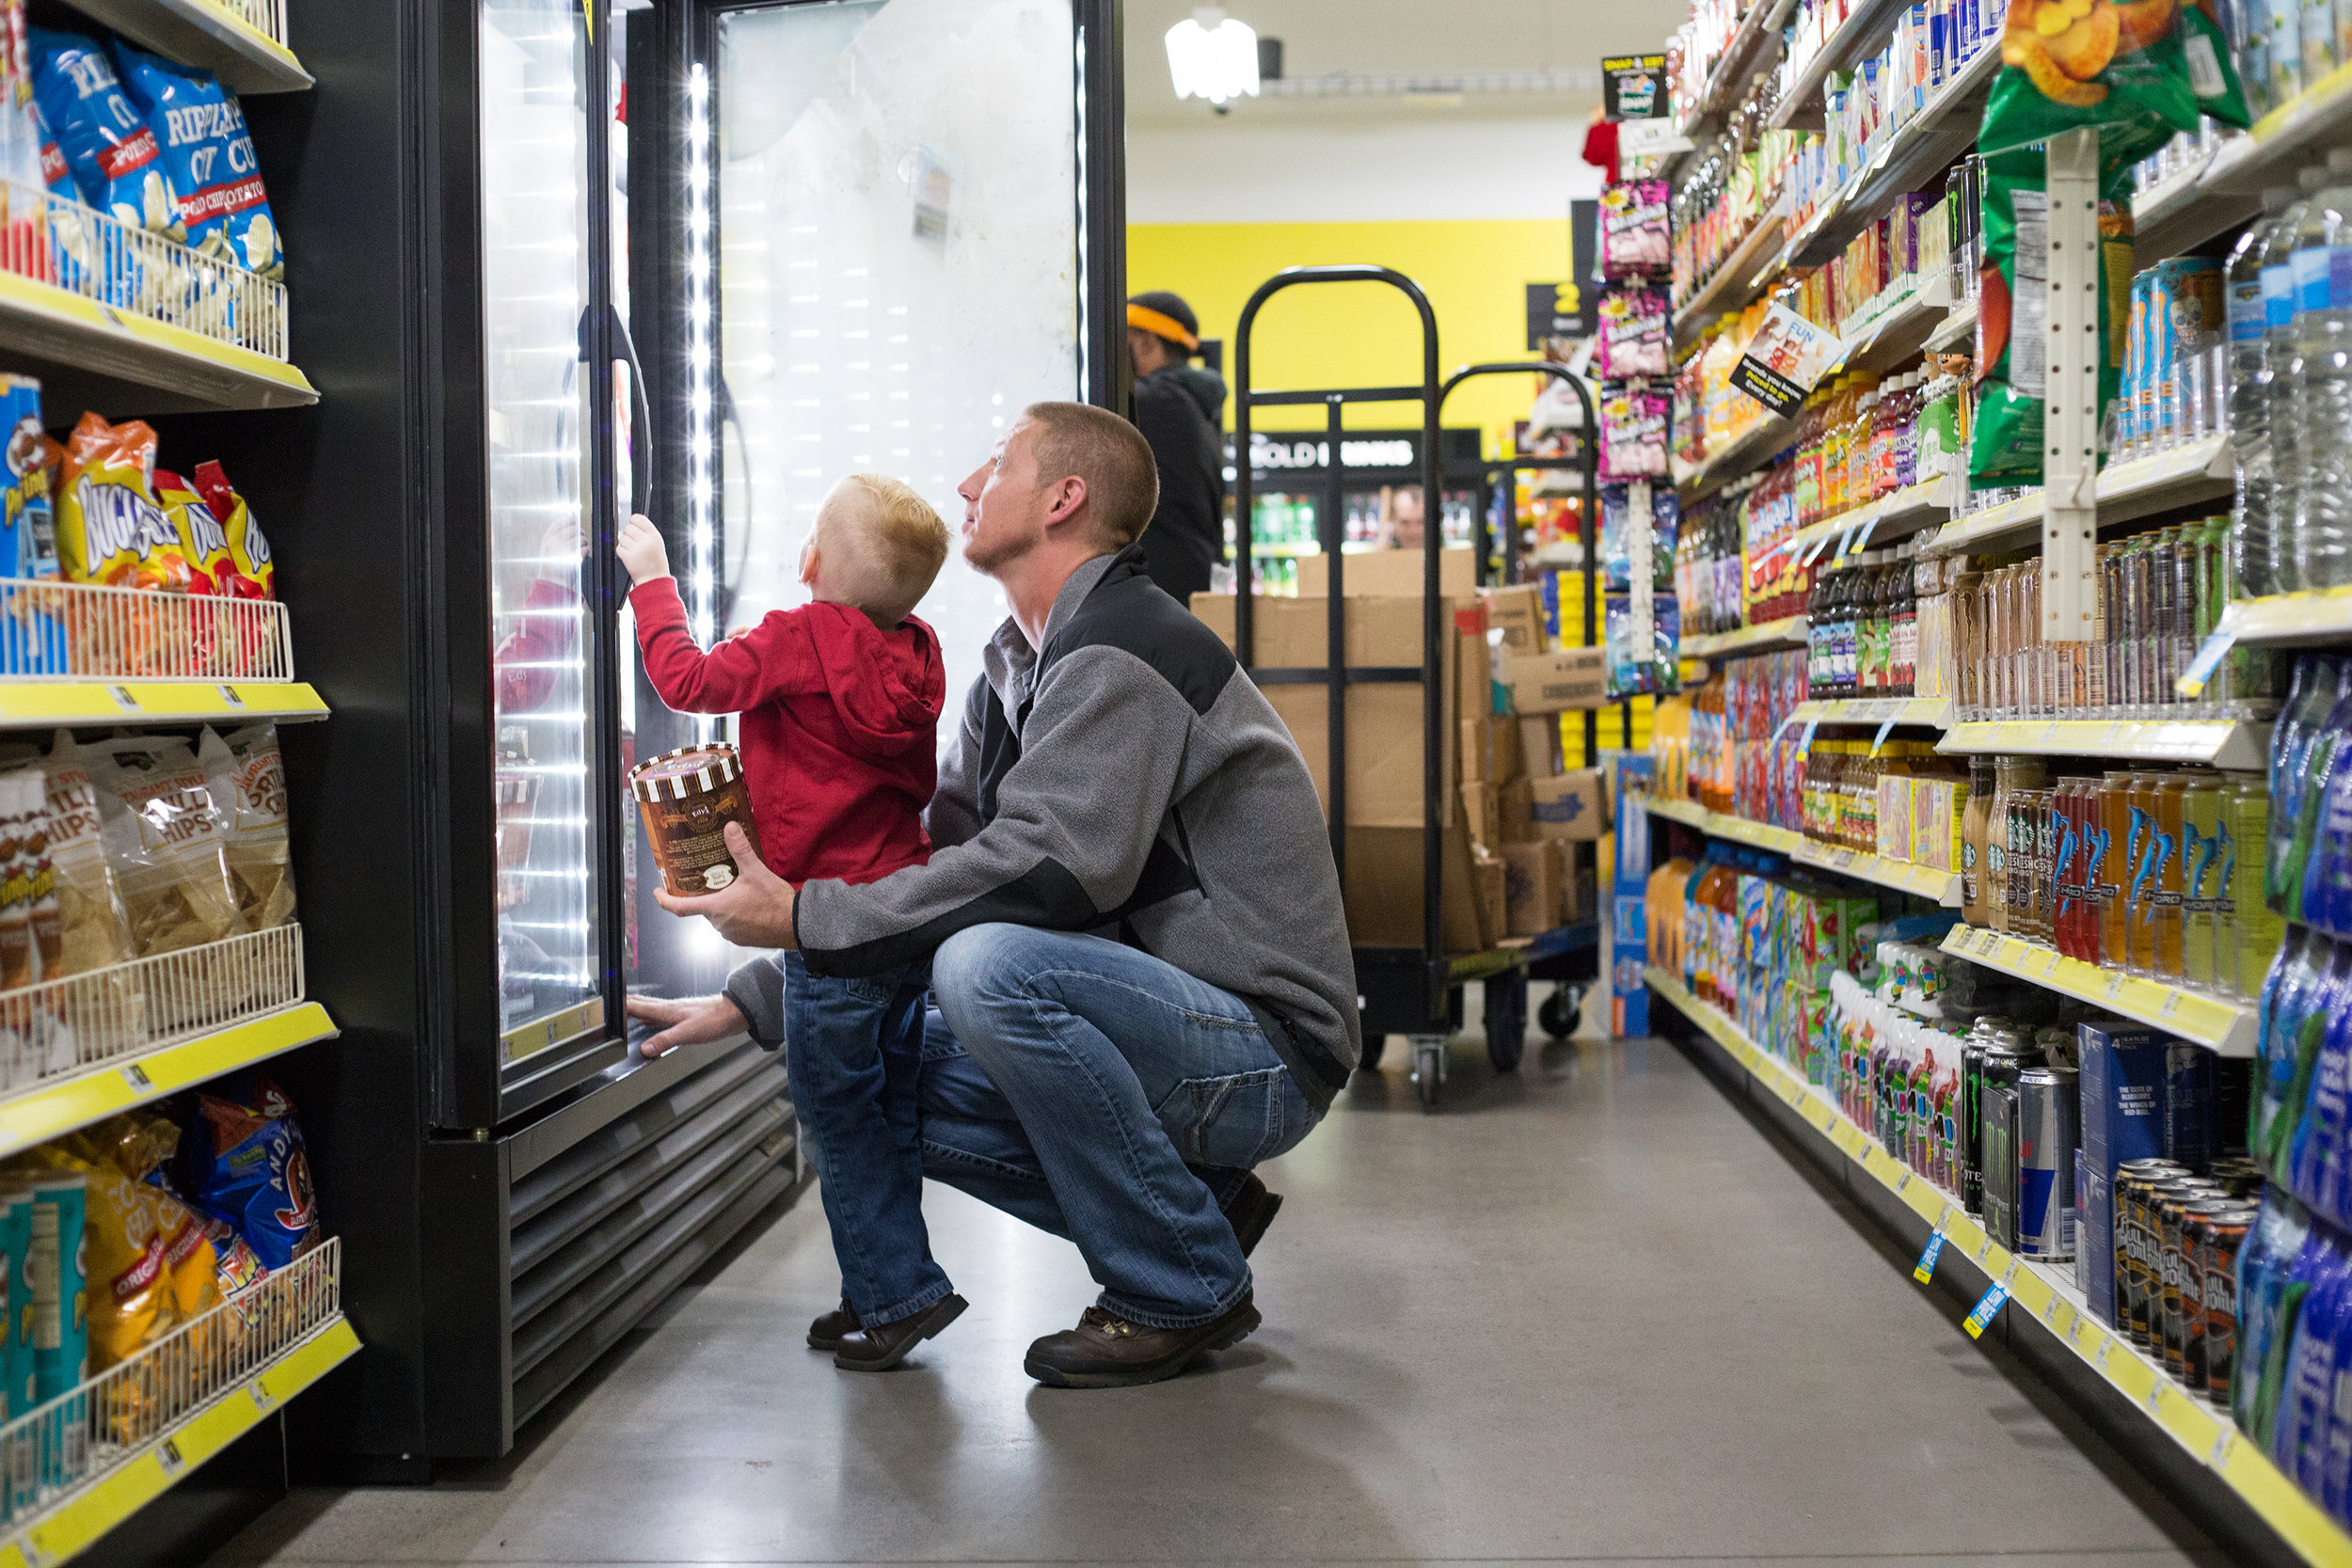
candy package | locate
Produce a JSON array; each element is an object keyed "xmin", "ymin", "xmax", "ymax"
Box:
[
  {"xmin": 1968, "ymin": 151, "xmax": 2135, "ymax": 487},
  {"xmin": 56, "ymin": 412, "xmax": 188, "ymax": 591},
  {"xmin": 1598, "ymin": 388, "xmax": 1671, "ymax": 482},
  {"xmin": 24, "ymin": 30, "xmax": 180, "ymax": 242},
  {"xmin": 1979, "ymin": 0, "xmax": 2250, "ymax": 170},
  {"xmin": 1597, "ymin": 287, "xmax": 1671, "ymax": 379},
  {"xmin": 1600, "ymin": 482, "xmax": 1677, "ymax": 592},
  {"xmin": 1600, "ymin": 179, "xmax": 1671, "ymax": 279},
  {"xmin": 84, "ymin": 734, "xmax": 243, "ymax": 963},
  {"xmin": 107, "ymin": 41, "xmax": 279, "ymax": 278},
  {"xmin": 179, "ymin": 1073, "xmax": 317, "ymax": 1271},
  {"xmin": 199, "ymin": 724, "xmax": 293, "ymax": 929}
]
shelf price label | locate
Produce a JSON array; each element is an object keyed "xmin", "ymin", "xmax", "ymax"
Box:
[
  {"xmin": 1963, "ymin": 1279, "xmax": 2011, "ymax": 1339},
  {"xmin": 1914, "ymin": 1230, "xmax": 1946, "ymax": 1283}
]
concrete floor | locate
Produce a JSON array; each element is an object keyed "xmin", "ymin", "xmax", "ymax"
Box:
[{"xmin": 208, "ymin": 1020, "xmax": 2227, "ymax": 1568}]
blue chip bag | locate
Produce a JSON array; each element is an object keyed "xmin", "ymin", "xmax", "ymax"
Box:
[
  {"xmin": 24, "ymin": 31, "xmax": 181, "ymax": 243},
  {"xmin": 107, "ymin": 41, "xmax": 279, "ymax": 280},
  {"xmin": 184, "ymin": 1073, "xmax": 318, "ymax": 1270}
]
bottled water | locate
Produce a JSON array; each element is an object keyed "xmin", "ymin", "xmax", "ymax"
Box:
[
  {"xmin": 2233, "ymin": 184, "xmax": 2302, "ymax": 602},
  {"xmin": 2272, "ymin": 166, "xmax": 2328, "ymax": 592},
  {"xmin": 2297, "ymin": 149, "xmax": 2352, "ymax": 591}
]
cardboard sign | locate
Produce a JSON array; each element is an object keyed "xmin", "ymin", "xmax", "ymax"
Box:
[
  {"xmin": 1601, "ymin": 54, "xmax": 1668, "ymax": 119},
  {"xmin": 1729, "ymin": 301, "xmax": 1842, "ymax": 418}
]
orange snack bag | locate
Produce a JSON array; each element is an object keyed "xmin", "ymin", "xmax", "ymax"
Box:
[{"xmin": 55, "ymin": 413, "xmax": 190, "ymax": 592}]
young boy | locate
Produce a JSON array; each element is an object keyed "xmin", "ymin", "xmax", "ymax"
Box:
[{"xmin": 617, "ymin": 474, "xmax": 961, "ymax": 1372}]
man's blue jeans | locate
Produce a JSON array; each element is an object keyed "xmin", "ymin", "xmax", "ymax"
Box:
[
  {"xmin": 782, "ymin": 952, "xmax": 955, "ymax": 1328},
  {"xmin": 915, "ymin": 925, "xmax": 1322, "ymax": 1330}
]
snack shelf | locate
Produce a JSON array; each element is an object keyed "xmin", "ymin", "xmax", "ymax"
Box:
[
  {"xmin": 2131, "ymin": 146, "xmax": 2261, "ymax": 266},
  {"xmin": 1676, "ymin": 409, "xmax": 1793, "ymax": 499},
  {"xmin": 1785, "ymin": 475, "xmax": 1951, "ymax": 565},
  {"xmin": 2217, "ymin": 589, "xmax": 2352, "ymax": 648},
  {"xmin": 1920, "ymin": 435, "xmax": 2233, "ymax": 559},
  {"xmin": 1673, "ymin": 196, "xmax": 1791, "ymax": 347},
  {"xmin": 1791, "ymin": 837, "xmax": 1962, "ymax": 904},
  {"xmin": 1782, "ymin": 42, "xmax": 2004, "ymax": 271},
  {"xmin": 1690, "ymin": 0, "xmax": 1799, "ymax": 126},
  {"xmin": 0, "ymin": 1242, "xmax": 355, "ymax": 1568},
  {"xmin": 2206, "ymin": 58, "xmax": 2352, "ymax": 196},
  {"xmin": 1642, "ymin": 964, "xmax": 2350, "ymax": 1568},
  {"xmin": 58, "ymin": 0, "xmax": 312, "ymax": 95},
  {"xmin": 1681, "ymin": 614, "xmax": 1807, "ymax": 658},
  {"xmin": 1938, "ymin": 717, "xmax": 2272, "ymax": 769},
  {"xmin": 1790, "ymin": 695, "xmax": 1953, "ymax": 726},
  {"xmin": 1926, "ymin": 298, "xmax": 1976, "ymax": 353},
  {"xmin": 1831, "ymin": 275, "xmax": 1954, "ymax": 380},
  {"xmin": 0, "ymin": 1000, "xmax": 333, "ymax": 1162},
  {"xmin": 1643, "ymin": 793, "xmax": 1809, "ymax": 855},
  {"xmin": 1938, "ymin": 925, "xmax": 2257, "ymax": 1056},
  {"xmin": 0, "ymin": 270, "xmax": 313, "ymax": 417},
  {"xmin": 1768, "ymin": 0, "xmax": 1909, "ymax": 130},
  {"xmin": 0, "ymin": 682, "xmax": 326, "ymax": 728}
]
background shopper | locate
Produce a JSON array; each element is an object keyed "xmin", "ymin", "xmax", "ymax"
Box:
[{"xmin": 1125, "ymin": 290, "xmax": 1228, "ymax": 602}]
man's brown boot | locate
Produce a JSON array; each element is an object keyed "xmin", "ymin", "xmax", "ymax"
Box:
[
  {"xmin": 834, "ymin": 1292, "xmax": 968, "ymax": 1372},
  {"xmin": 1024, "ymin": 1292, "xmax": 1260, "ymax": 1388},
  {"xmin": 807, "ymin": 1298, "xmax": 857, "ymax": 1353}
]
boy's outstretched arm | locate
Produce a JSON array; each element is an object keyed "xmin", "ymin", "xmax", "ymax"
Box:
[{"xmin": 620, "ymin": 514, "xmax": 818, "ymax": 714}]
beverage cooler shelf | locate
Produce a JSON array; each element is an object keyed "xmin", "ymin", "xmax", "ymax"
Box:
[
  {"xmin": 1938, "ymin": 719, "xmax": 2273, "ymax": 769},
  {"xmin": 1680, "ymin": 614, "xmax": 1807, "ymax": 659},
  {"xmin": 1641, "ymin": 966, "xmax": 2351, "ymax": 1568},
  {"xmin": 0, "ymin": 1241, "xmax": 354, "ymax": 1568},
  {"xmin": 1920, "ymin": 436, "xmax": 2233, "ymax": 560},
  {"xmin": 56, "ymin": 0, "xmax": 311, "ymax": 95},
  {"xmin": 1791, "ymin": 838, "xmax": 1962, "ymax": 905},
  {"xmin": 1790, "ymin": 695, "xmax": 1952, "ymax": 726},
  {"xmin": 1644, "ymin": 795, "xmax": 1808, "ymax": 856},
  {"xmin": 1938, "ymin": 926, "xmax": 2256, "ymax": 1056}
]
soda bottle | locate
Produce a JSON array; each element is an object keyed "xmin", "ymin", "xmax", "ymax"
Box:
[
  {"xmin": 2183, "ymin": 772, "xmax": 2227, "ymax": 989},
  {"xmin": 2153, "ymin": 774, "xmax": 2190, "ymax": 979}
]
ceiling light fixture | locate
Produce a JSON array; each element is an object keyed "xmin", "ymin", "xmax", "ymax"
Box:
[{"xmin": 1166, "ymin": 6, "xmax": 1261, "ymax": 106}]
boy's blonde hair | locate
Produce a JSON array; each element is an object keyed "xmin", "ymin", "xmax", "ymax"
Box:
[{"xmin": 818, "ymin": 473, "xmax": 950, "ymax": 622}]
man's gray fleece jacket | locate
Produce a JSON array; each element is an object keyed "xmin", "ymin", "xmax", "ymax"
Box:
[{"xmin": 723, "ymin": 546, "xmax": 1362, "ymax": 1109}]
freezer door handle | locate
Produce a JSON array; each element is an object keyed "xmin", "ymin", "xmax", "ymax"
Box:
[{"xmin": 608, "ymin": 302, "xmax": 652, "ymax": 518}]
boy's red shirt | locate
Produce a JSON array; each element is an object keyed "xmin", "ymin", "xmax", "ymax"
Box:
[{"xmin": 629, "ymin": 577, "xmax": 945, "ymax": 886}]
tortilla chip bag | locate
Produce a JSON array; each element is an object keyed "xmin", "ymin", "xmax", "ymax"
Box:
[{"xmin": 55, "ymin": 413, "xmax": 190, "ymax": 593}]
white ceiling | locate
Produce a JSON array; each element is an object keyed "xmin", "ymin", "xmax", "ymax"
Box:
[{"xmin": 1120, "ymin": 0, "xmax": 1694, "ymax": 126}]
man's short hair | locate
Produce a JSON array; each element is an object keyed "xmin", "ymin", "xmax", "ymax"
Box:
[
  {"xmin": 1024, "ymin": 401, "xmax": 1159, "ymax": 548},
  {"xmin": 824, "ymin": 473, "xmax": 950, "ymax": 618}
]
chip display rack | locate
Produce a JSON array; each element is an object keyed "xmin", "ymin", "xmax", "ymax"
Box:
[{"xmin": 54, "ymin": 0, "xmax": 310, "ymax": 95}]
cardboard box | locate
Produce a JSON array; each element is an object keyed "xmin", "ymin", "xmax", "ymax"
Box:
[
  {"xmin": 1520, "ymin": 714, "xmax": 1565, "ymax": 778},
  {"xmin": 1500, "ymin": 840, "xmax": 1561, "ymax": 936},
  {"xmin": 1461, "ymin": 782, "xmax": 1501, "ymax": 847},
  {"xmin": 1499, "ymin": 776, "xmax": 1534, "ymax": 843},
  {"xmin": 1480, "ymin": 583, "xmax": 1548, "ymax": 653},
  {"xmin": 1502, "ymin": 646, "xmax": 1607, "ymax": 714},
  {"xmin": 1454, "ymin": 604, "xmax": 1500, "ymax": 719},
  {"xmin": 1459, "ymin": 716, "xmax": 1524, "ymax": 784},
  {"xmin": 1296, "ymin": 546, "xmax": 1476, "ymax": 598},
  {"xmin": 1528, "ymin": 768, "xmax": 1607, "ymax": 841},
  {"xmin": 1471, "ymin": 847, "xmax": 1507, "ymax": 949},
  {"xmin": 2077, "ymin": 1020, "xmax": 2171, "ymax": 1326},
  {"xmin": 1191, "ymin": 592, "xmax": 1457, "ymax": 827},
  {"xmin": 1343, "ymin": 817, "xmax": 1486, "ymax": 953}
]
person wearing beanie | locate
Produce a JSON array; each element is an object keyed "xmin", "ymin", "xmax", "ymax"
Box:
[{"xmin": 1126, "ymin": 290, "xmax": 1228, "ymax": 603}]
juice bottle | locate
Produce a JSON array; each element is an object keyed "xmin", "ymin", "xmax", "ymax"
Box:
[
  {"xmin": 1820, "ymin": 376, "xmax": 1851, "ymax": 518},
  {"xmin": 1892, "ymin": 545, "xmax": 1918, "ymax": 696},
  {"xmin": 2125, "ymin": 770, "xmax": 2165, "ymax": 975},
  {"xmin": 2152, "ymin": 773, "xmax": 2190, "ymax": 980},
  {"xmin": 2052, "ymin": 777, "xmax": 2087, "ymax": 958},
  {"xmin": 2182, "ymin": 771, "xmax": 2226, "ymax": 989},
  {"xmin": 2101, "ymin": 769, "xmax": 2136, "ymax": 966},
  {"xmin": 1987, "ymin": 757, "xmax": 2016, "ymax": 930},
  {"xmin": 2232, "ymin": 777, "xmax": 2285, "ymax": 1000}
]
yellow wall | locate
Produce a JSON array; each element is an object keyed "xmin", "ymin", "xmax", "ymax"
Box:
[{"xmin": 1127, "ymin": 219, "xmax": 1575, "ymax": 449}]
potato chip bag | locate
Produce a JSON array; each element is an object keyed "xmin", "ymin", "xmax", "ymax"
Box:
[
  {"xmin": 107, "ymin": 41, "xmax": 280, "ymax": 280},
  {"xmin": 152, "ymin": 468, "xmax": 228, "ymax": 591},
  {"xmin": 0, "ymin": 376, "xmax": 57, "ymax": 584},
  {"xmin": 20, "ymin": 1145, "xmax": 183, "ymax": 1370},
  {"xmin": 73, "ymin": 1113, "xmax": 241, "ymax": 1313},
  {"xmin": 0, "ymin": 771, "xmax": 33, "ymax": 994},
  {"xmin": 24, "ymin": 29, "xmax": 183, "ymax": 243},
  {"xmin": 40, "ymin": 731, "xmax": 133, "ymax": 977},
  {"xmin": 84, "ymin": 735, "xmax": 244, "ymax": 962},
  {"xmin": 199, "ymin": 725, "xmax": 292, "ymax": 928},
  {"xmin": 193, "ymin": 461, "xmax": 269, "ymax": 598},
  {"xmin": 56, "ymin": 413, "xmax": 190, "ymax": 592},
  {"xmin": 1979, "ymin": 0, "xmax": 2251, "ymax": 170},
  {"xmin": 185, "ymin": 1074, "xmax": 317, "ymax": 1270}
]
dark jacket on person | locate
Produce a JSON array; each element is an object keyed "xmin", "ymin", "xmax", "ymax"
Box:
[
  {"xmin": 723, "ymin": 546, "xmax": 1361, "ymax": 1110},
  {"xmin": 1131, "ymin": 364, "xmax": 1228, "ymax": 604}
]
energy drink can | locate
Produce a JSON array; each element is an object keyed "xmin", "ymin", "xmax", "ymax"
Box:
[
  {"xmin": 2102, "ymin": 771, "xmax": 2134, "ymax": 966},
  {"xmin": 2115, "ymin": 1164, "xmax": 2193, "ymax": 1344},
  {"xmin": 2017, "ymin": 1066, "xmax": 2080, "ymax": 1259},
  {"xmin": 2137, "ymin": 1176, "xmax": 2222, "ymax": 1348},
  {"xmin": 2189, "ymin": 1201, "xmax": 2256, "ymax": 1401},
  {"xmin": 2152, "ymin": 774, "xmax": 2188, "ymax": 979},
  {"xmin": 2229, "ymin": 778, "xmax": 2282, "ymax": 1002},
  {"xmin": 1980, "ymin": 1047, "xmax": 2032, "ymax": 1247},
  {"xmin": 1962, "ymin": 1038, "xmax": 1988, "ymax": 1214},
  {"xmin": 2162, "ymin": 1195, "xmax": 2238, "ymax": 1376},
  {"xmin": 2124, "ymin": 771, "xmax": 2163, "ymax": 974},
  {"xmin": 2182, "ymin": 773, "xmax": 2225, "ymax": 988}
]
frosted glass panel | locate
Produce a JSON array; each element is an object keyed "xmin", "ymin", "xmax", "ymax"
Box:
[
  {"xmin": 482, "ymin": 0, "xmax": 603, "ymax": 1044},
  {"xmin": 714, "ymin": 0, "xmax": 1080, "ymax": 729}
]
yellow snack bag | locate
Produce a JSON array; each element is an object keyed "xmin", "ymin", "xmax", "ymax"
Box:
[
  {"xmin": 54, "ymin": 413, "xmax": 190, "ymax": 592},
  {"xmin": 153, "ymin": 467, "xmax": 230, "ymax": 592}
]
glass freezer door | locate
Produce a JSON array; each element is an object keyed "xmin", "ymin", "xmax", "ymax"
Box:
[{"xmin": 482, "ymin": 0, "xmax": 612, "ymax": 1088}]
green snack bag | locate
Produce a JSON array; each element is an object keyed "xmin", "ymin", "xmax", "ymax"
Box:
[
  {"xmin": 1968, "ymin": 151, "xmax": 2137, "ymax": 487},
  {"xmin": 1979, "ymin": 0, "xmax": 2251, "ymax": 166}
]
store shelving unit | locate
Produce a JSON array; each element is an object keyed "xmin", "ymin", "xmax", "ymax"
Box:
[
  {"xmin": 1680, "ymin": 613, "xmax": 1806, "ymax": 658},
  {"xmin": 0, "ymin": 269, "xmax": 316, "ymax": 416},
  {"xmin": 1768, "ymin": 0, "xmax": 1908, "ymax": 130},
  {"xmin": 0, "ymin": 681, "xmax": 327, "ymax": 726},
  {"xmin": 1938, "ymin": 925, "xmax": 2256, "ymax": 1054},
  {"xmin": 1785, "ymin": 475, "xmax": 1950, "ymax": 562},
  {"xmin": 57, "ymin": 0, "xmax": 311, "ymax": 95},
  {"xmin": 1790, "ymin": 695, "xmax": 1952, "ymax": 725},
  {"xmin": 1677, "ymin": 408, "xmax": 1793, "ymax": 498},
  {"xmin": 1791, "ymin": 838, "xmax": 1961, "ymax": 904},
  {"xmin": 2221, "ymin": 589, "xmax": 2352, "ymax": 647},
  {"xmin": 1642, "ymin": 965, "xmax": 2352, "ymax": 1568},
  {"xmin": 1645, "ymin": 794, "xmax": 1809, "ymax": 855},
  {"xmin": 1925, "ymin": 297, "xmax": 1975, "ymax": 353},
  {"xmin": 1921, "ymin": 435, "xmax": 2233, "ymax": 559},
  {"xmin": 1781, "ymin": 43, "xmax": 2003, "ymax": 271},
  {"xmin": 1673, "ymin": 196, "xmax": 1791, "ymax": 347},
  {"xmin": 1938, "ymin": 717, "xmax": 2272, "ymax": 768}
]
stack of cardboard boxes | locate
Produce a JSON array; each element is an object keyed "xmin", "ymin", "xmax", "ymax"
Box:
[{"xmin": 1192, "ymin": 546, "xmax": 1609, "ymax": 955}]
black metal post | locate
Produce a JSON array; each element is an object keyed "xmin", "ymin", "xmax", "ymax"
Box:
[{"xmin": 1325, "ymin": 396, "xmax": 1346, "ymax": 877}]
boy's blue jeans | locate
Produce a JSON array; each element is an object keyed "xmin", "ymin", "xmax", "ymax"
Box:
[{"xmin": 781, "ymin": 952, "xmax": 954, "ymax": 1328}]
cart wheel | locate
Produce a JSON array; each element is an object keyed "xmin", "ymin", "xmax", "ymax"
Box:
[
  {"xmin": 1359, "ymin": 1035, "xmax": 1387, "ymax": 1071},
  {"xmin": 1409, "ymin": 1034, "xmax": 1446, "ymax": 1111},
  {"xmin": 1539, "ymin": 986, "xmax": 1581, "ymax": 1040},
  {"xmin": 1486, "ymin": 970, "xmax": 1529, "ymax": 1073}
]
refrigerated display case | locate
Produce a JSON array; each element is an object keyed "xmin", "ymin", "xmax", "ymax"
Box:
[{"xmin": 200, "ymin": 0, "xmax": 1129, "ymax": 1478}]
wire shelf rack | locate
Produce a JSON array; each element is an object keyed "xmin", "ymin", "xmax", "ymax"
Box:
[
  {"xmin": 0, "ymin": 924, "xmax": 302, "ymax": 1092},
  {"xmin": 0, "ymin": 580, "xmax": 293, "ymax": 683}
]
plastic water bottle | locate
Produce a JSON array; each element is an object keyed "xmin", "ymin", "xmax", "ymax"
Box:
[
  {"xmin": 2272, "ymin": 166, "xmax": 2329, "ymax": 592},
  {"xmin": 2296, "ymin": 148, "xmax": 2352, "ymax": 591},
  {"xmin": 2233, "ymin": 185, "xmax": 2302, "ymax": 601}
]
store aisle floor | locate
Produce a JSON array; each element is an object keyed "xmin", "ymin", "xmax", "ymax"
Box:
[{"xmin": 211, "ymin": 1025, "xmax": 2224, "ymax": 1568}]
